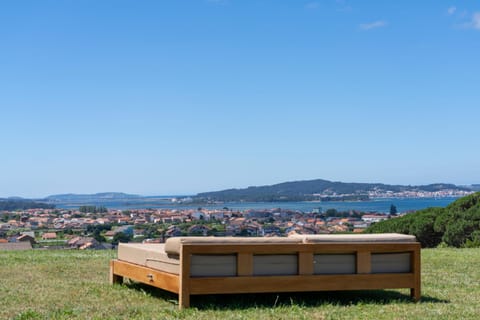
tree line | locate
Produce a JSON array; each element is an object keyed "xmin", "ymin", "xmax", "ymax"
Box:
[
  {"xmin": 78, "ymin": 206, "xmax": 108, "ymax": 214},
  {"xmin": 0, "ymin": 200, "xmax": 54, "ymax": 211},
  {"xmin": 366, "ymin": 192, "xmax": 480, "ymax": 248}
]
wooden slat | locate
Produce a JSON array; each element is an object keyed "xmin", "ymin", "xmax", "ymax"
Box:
[
  {"xmin": 112, "ymin": 260, "xmax": 179, "ymax": 293},
  {"xmin": 237, "ymin": 252, "xmax": 253, "ymax": 276},
  {"xmin": 356, "ymin": 251, "xmax": 371, "ymax": 274},
  {"xmin": 298, "ymin": 252, "xmax": 314, "ymax": 275},
  {"xmin": 189, "ymin": 273, "xmax": 415, "ymax": 295}
]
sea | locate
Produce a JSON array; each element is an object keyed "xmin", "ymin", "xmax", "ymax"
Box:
[{"xmin": 53, "ymin": 197, "xmax": 458, "ymax": 214}]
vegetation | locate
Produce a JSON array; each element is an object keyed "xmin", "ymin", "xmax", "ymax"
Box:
[
  {"xmin": 112, "ymin": 232, "xmax": 133, "ymax": 244},
  {"xmin": 390, "ymin": 204, "xmax": 398, "ymax": 215},
  {"xmin": 1, "ymin": 248, "xmax": 479, "ymax": 319},
  {"xmin": 78, "ymin": 206, "xmax": 108, "ymax": 214},
  {"xmin": 0, "ymin": 199, "xmax": 54, "ymax": 211},
  {"xmin": 367, "ymin": 192, "xmax": 480, "ymax": 248},
  {"xmin": 194, "ymin": 179, "xmax": 469, "ymax": 203}
]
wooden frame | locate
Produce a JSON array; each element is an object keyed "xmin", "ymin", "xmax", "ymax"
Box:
[{"xmin": 110, "ymin": 242, "xmax": 421, "ymax": 309}]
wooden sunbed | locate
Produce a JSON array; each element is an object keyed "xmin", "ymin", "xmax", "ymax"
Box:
[{"xmin": 110, "ymin": 234, "xmax": 421, "ymax": 309}]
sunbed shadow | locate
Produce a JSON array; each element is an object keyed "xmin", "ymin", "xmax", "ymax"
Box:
[
  {"xmin": 123, "ymin": 282, "xmax": 448, "ymax": 310},
  {"xmin": 191, "ymin": 291, "xmax": 448, "ymax": 310},
  {"xmin": 123, "ymin": 281, "xmax": 179, "ymax": 303}
]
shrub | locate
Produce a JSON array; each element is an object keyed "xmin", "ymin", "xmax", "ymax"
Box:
[{"xmin": 366, "ymin": 192, "xmax": 480, "ymax": 248}]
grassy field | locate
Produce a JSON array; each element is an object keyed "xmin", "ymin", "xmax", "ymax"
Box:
[{"xmin": 0, "ymin": 248, "xmax": 479, "ymax": 320}]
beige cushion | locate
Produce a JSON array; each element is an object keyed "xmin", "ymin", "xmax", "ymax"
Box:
[
  {"xmin": 292, "ymin": 233, "xmax": 416, "ymax": 243},
  {"xmin": 164, "ymin": 236, "xmax": 303, "ymax": 255},
  {"xmin": 118, "ymin": 243, "xmax": 239, "ymax": 276},
  {"xmin": 118, "ymin": 243, "xmax": 180, "ymax": 274}
]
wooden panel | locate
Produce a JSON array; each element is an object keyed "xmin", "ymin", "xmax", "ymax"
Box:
[
  {"xmin": 112, "ymin": 260, "xmax": 179, "ymax": 293},
  {"xmin": 237, "ymin": 252, "xmax": 253, "ymax": 276},
  {"xmin": 183, "ymin": 243, "xmax": 420, "ymax": 255},
  {"xmin": 356, "ymin": 251, "xmax": 371, "ymax": 274},
  {"xmin": 298, "ymin": 252, "xmax": 314, "ymax": 275},
  {"xmin": 189, "ymin": 273, "xmax": 415, "ymax": 295}
]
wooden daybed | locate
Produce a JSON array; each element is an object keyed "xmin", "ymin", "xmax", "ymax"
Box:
[{"xmin": 110, "ymin": 234, "xmax": 421, "ymax": 309}]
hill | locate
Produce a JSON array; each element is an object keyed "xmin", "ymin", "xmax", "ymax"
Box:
[
  {"xmin": 44, "ymin": 192, "xmax": 141, "ymax": 202},
  {"xmin": 194, "ymin": 179, "xmax": 470, "ymax": 202},
  {"xmin": 0, "ymin": 248, "xmax": 478, "ymax": 319},
  {"xmin": 366, "ymin": 192, "xmax": 480, "ymax": 248},
  {"xmin": 470, "ymin": 184, "xmax": 480, "ymax": 191}
]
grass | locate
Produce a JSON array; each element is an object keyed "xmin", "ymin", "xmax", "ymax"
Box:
[{"xmin": 0, "ymin": 248, "xmax": 479, "ymax": 319}]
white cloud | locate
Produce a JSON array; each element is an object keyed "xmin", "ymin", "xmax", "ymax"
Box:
[
  {"xmin": 472, "ymin": 12, "xmax": 480, "ymax": 29},
  {"xmin": 359, "ymin": 20, "xmax": 387, "ymax": 30},
  {"xmin": 458, "ymin": 12, "xmax": 480, "ymax": 30},
  {"xmin": 447, "ymin": 6, "xmax": 456, "ymax": 15},
  {"xmin": 305, "ymin": 2, "xmax": 320, "ymax": 10}
]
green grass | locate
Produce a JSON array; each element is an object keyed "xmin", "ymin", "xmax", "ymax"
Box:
[{"xmin": 1, "ymin": 248, "xmax": 479, "ymax": 319}]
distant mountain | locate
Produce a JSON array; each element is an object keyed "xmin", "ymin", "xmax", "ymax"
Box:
[
  {"xmin": 194, "ymin": 179, "xmax": 471, "ymax": 203},
  {"xmin": 470, "ymin": 184, "xmax": 480, "ymax": 191},
  {"xmin": 45, "ymin": 192, "xmax": 141, "ymax": 202}
]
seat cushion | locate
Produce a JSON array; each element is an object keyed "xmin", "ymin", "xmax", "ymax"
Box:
[{"xmin": 118, "ymin": 243, "xmax": 180, "ymax": 275}]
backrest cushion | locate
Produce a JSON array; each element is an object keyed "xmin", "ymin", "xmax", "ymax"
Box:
[
  {"xmin": 164, "ymin": 236, "xmax": 303, "ymax": 255},
  {"xmin": 297, "ymin": 233, "xmax": 417, "ymax": 243}
]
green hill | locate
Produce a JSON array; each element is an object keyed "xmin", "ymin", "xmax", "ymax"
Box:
[
  {"xmin": 195, "ymin": 179, "xmax": 469, "ymax": 202},
  {"xmin": 366, "ymin": 192, "xmax": 480, "ymax": 248}
]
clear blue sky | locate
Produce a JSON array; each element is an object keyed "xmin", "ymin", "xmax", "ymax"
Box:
[{"xmin": 1, "ymin": 0, "xmax": 479, "ymax": 198}]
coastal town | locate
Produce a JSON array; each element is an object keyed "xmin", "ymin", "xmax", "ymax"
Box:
[
  {"xmin": 0, "ymin": 206, "xmax": 397, "ymax": 250},
  {"xmin": 1, "ymin": 185, "xmax": 475, "ymax": 251}
]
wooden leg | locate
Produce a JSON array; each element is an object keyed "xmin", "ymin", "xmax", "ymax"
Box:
[
  {"xmin": 411, "ymin": 245, "xmax": 421, "ymax": 302},
  {"xmin": 410, "ymin": 288, "xmax": 421, "ymax": 302},
  {"xmin": 109, "ymin": 260, "xmax": 123, "ymax": 285},
  {"xmin": 179, "ymin": 247, "xmax": 191, "ymax": 309},
  {"xmin": 179, "ymin": 291, "xmax": 190, "ymax": 309}
]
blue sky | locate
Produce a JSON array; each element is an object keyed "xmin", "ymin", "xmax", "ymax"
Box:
[{"xmin": 1, "ymin": 0, "xmax": 479, "ymax": 198}]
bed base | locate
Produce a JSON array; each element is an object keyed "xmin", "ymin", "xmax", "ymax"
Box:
[{"xmin": 110, "ymin": 242, "xmax": 421, "ymax": 309}]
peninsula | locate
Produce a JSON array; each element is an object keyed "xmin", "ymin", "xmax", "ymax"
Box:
[{"xmin": 193, "ymin": 179, "xmax": 473, "ymax": 203}]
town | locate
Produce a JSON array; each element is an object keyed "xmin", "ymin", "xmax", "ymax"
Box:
[{"xmin": 0, "ymin": 205, "xmax": 400, "ymax": 250}]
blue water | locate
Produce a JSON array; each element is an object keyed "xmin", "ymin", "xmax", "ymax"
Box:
[{"xmin": 54, "ymin": 197, "xmax": 458, "ymax": 213}]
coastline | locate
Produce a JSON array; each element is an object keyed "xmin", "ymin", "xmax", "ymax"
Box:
[{"xmin": 51, "ymin": 197, "xmax": 461, "ymax": 213}]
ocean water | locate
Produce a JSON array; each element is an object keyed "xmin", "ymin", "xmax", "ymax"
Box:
[{"xmin": 54, "ymin": 197, "xmax": 458, "ymax": 213}]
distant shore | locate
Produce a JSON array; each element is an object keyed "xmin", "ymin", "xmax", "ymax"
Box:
[{"xmin": 51, "ymin": 197, "xmax": 460, "ymax": 213}]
